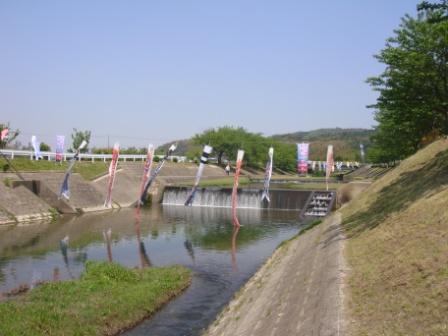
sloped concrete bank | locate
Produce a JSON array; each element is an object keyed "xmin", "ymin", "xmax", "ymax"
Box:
[
  {"xmin": 203, "ymin": 213, "xmax": 346, "ymax": 336},
  {"xmin": 0, "ymin": 163, "xmax": 227, "ymax": 224}
]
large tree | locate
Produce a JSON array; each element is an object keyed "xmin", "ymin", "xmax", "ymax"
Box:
[
  {"xmin": 192, "ymin": 126, "xmax": 296, "ymax": 171},
  {"xmin": 71, "ymin": 128, "xmax": 91, "ymax": 153},
  {"xmin": 367, "ymin": 1, "xmax": 448, "ymax": 161}
]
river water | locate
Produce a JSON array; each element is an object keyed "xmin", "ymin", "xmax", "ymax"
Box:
[{"xmin": 0, "ymin": 205, "xmax": 304, "ymax": 335}]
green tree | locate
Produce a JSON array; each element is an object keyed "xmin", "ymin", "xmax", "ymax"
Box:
[
  {"xmin": 193, "ymin": 126, "xmax": 252, "ymax": 165},
  {"xmin": 192, "ymin": 126, "xmax": 296, "ymax": 171},
  {"xmin": 39, "ymin": 142, "xmax": 51, "ymax": 151},
  {"xmin": 71, "ymin": 128, "xmax": 91, "ymax": 153},
  {"xmin": 367, "ymin": 1, "xmax": 448, "ymax": 161},
  {"xmin": 0, "ymin": 123, "xmax": 19, "ymax": 149}
]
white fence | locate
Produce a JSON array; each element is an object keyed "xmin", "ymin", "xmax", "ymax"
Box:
[{"xmin": 0, "ymin": 149, "xmax": 187, "ymax": 163}]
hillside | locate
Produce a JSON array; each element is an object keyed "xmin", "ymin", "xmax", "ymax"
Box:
[
  {"xmin": 341, "ymin": 139, "xmax": 448, "ymax": 335},
  {"xmin": 158, "ymin": 128, "xmax": 374, "ymax": 161},
  {"xmin": 272, "ymin": 128, "xmax": 373, "ymax": 161}
]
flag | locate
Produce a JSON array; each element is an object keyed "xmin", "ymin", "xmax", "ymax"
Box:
[
  {"xmin": 56, "ymin": 135, "xmax": 65, "ymax": 162},
  {"xmin": 31, "ymin": 136, "xmax": 43, "ymax": 160},
  {"xmin": 231, "ymin": 150, "xmax": 244, "ymax": 227},
  {"xmin": 261, "ymin": 147, "xmax": 274, "ymax": 203},
  {"xmin": 360, "ymin": 143, "xmax": 365, "ymax": 162},
  {"xmin": 104, "ymin": 143, "xmax": 120, "ymax": 208},
  {"xmin": 58, "ymin": 140, "xmax": 87, "ymax": 200},
  {"xmin": 185, "ymin": 145, "xmax": 213, "ymax": 206},
  {"xmin": 139, "ymin": 143, "xmax": 177, "ymax": 205},
  {"xmin": 137, "ymin": 144, "xmax": 154, "ymax": 210},
  {"xmin": 326, "ymin": 145, "xmax": 334, "ymax": 190},
  {"xmin": 0, "ymin": 128, "xmax": 8, "ymax": 141},
  {"xmin": 297, "ymin": 143, "xmax": 309, "ymax": 175}
]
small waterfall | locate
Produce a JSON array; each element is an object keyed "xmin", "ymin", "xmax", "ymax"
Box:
[
  {"xmin": 163, "ymin": 187, "xmax": 263, "ymax": 209},
  {"xmin": 162, "ymin": 187, "xmax": 312, "ymax": 211}
]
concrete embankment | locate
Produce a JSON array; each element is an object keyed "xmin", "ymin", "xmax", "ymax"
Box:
[
  {"xmin": 0, "ymin": 162, "xmax": 227, "ymax": 224},
  {"xmin": 204, "ymin": 213, "xmax": 346, "ymax": 336},
  {"xmin": 0, "ymin": 180, "xmax": 54, "ymax": 224}
]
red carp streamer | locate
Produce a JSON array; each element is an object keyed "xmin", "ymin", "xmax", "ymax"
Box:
[
  {"xmin": 136, "ymin": 144, "xmax": 154, "ymax": 215},
  {"xmin": 104, "ymin": 142, "xmax": 120, "ymax": 208},
  {"xmin": 231, "ymin": 150, "xmax": 245, "ymax": 227}
]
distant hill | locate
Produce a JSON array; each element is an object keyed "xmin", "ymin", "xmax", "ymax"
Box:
[
  {"xmin": 157, "ymin": 128, "xmax": 374, "ymax": 161},
  {"xmin": 272, "ymin": 128, "xmax": 373, "ymax": 161},
  {"xmin": 156, "ymin": 139, "xmax": 199, "ymax": 158}
]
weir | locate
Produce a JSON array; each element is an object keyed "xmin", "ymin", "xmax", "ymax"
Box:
[{"xmin": 162, "ymin": 186, "xmax": 312, "ymax": 211}]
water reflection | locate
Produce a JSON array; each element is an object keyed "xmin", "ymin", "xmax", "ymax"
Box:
[
  {"xmin": 231, "ymin": 226, "xmax": 240, "ymax": 272},
  {"xmin": 0, "ymin": 206, "xmax": 303, "ymax": 335},
  {"xmin": 103, "ymin": 229, "xmax": 113, "ymax": 263}
]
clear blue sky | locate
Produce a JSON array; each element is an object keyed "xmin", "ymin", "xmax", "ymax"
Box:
[{"xmin": 0, "ymin": 0, "xmax": 422, "ymax": 148}]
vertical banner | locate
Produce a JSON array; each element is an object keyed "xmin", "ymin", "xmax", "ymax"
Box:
[
  {"xmin": 231, "ymin": 150, "xmax": 244, "ymax": 227},
  {"xmin": 59, "ymin": 140, "xmax": 87, "ymax": 200},
  {"xmin": 261, "ymin": 147, "xmax": 274, "ymax": 203},
  {"xmin": 297, "ymin": 143, "xmax": 309, "ymax": 175},
  {"xmin": 136, "ymin": 144, "xmax": 154, "ymax": 212},
  {"xmin": 185, "ymin": 145, "xmax": 213, "ymax": 206},
  {"xmin": 139, "ymin": 143, "xmax": 177, "ymax": 205},
  {"xmin": 1, "ymin": 128, "xmax": 9, "ymax": 141},
  {"xmin": 104, "ymin": 143, "xmax": 120, "ymax": 208},
  {"xmin": 360, "ymin": 143, "xmax": 365, "ymax": 163},
  {"xmin": 31, "ymin": 135, "xmax": 43, "ymax": 160},
  {"xmin": 326, "ymin": 145, "xmax": 334, "ymax": 191},
  {"xmin": 55, "ymin": 135, "xmax": 65, "ymax": 162}
]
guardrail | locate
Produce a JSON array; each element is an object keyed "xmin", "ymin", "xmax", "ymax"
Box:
[{"xmin": 0, "ymin": 149, "xmax": 187, "ymax": 163}]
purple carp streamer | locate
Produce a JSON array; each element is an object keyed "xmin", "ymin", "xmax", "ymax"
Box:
[
  {"xmin": 139, "ymin": 143, "xmax": 177, "ymax": 205},
  {"xmin": 104, "ymin": 143, "xmax": 120, "ymax": 208},
  {"xmin": 261, "ymin": 147, "xmax": 274, "ymax": 203},
  {"xmin": 59, "ymin": 140, "xmax": 87, "ymax": 200},
  {"xmin": 185, "ymin": 145, "xmax": 213, "ymax": 206}
]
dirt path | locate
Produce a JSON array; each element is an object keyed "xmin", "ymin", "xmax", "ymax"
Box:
[{"xmin": 203, "ymin": 213, "xmax": 346, "ymax": 336}]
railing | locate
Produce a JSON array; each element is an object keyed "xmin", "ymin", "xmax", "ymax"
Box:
[{"xmin": 0, "ymin": 149, "xmax": 187, "ymax": 163}]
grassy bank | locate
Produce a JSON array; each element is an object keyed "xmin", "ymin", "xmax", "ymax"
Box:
[
  {"xmin": 341, "ymin": 139, "xmax": 448, "ymax": 335},
  {"xmin": 0, "ymin": 157, "xmax": 109, "ymax": 180},
  {"xmin": 178, "ymin": 176, "xmax": 341, "ymax": 190},
  {"xmin": 0, "ymin": 261, "xmax": 191, "ymax": 336}
]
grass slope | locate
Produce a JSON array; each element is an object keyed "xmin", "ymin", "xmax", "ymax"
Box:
[
  {"xmin": 0, "ymin": 158, "xmax": 109, "ymax": 180},
  {"xmin": 341, "ymin": 139, "xmax": 448, "ymax": 335},
  {"xmin": 0, "ymin": 262, "xmax": 191, "ymax": 336}
]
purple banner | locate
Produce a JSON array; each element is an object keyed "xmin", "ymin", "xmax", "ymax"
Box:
[
  {"xmin": 56, "ymin": 135, "xmax": 65, "ymax": 162},
  {"xmin": 297, "ymin": 143, "xmax": 309, "ymax": 174}
]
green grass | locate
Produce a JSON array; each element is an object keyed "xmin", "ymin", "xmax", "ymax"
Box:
[
  {"xmin": 177, "ymin": 176, "xmax": 341, "ymax": 190},
  {"xmin": 0, "ymin": 261, "xmax": 191, "ymax": 336},
  {"xmin": 177, "ymin": 176, "xmax": 251, "ymax": 187},
  {"xmin": 341, "ymin": 139, "xmax": 448, "ymax": 335},
  {"xmin": 280, "ymin": 182, "xmax": 341, "ymax": 190},
  {"xmin": 0, "ymin": 158, "xmax": 109, "ymax": 181}
]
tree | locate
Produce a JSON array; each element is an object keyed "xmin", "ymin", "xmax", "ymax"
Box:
[
  {"xmin": 71, "ymin": 128, "xmax": 91, "ymax": 153},
  {"xmin": 0, "ymin": 123, "xmax": 19, "ymax": 149},
  {"xmin": 39, "ymin": 142, "xmax": 51, "ymax": 151},
  {"xmin": 192, "ymin": 126, "xmax": 296, "ymax": 171},
  {"xmin": 367, "ymin": 1, "xmax": 448, "ymax": 161}
]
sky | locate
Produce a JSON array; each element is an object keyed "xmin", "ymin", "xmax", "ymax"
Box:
[{"xmin": 0, "ymin": 0, "xmax": 423, "ymax": 149}]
